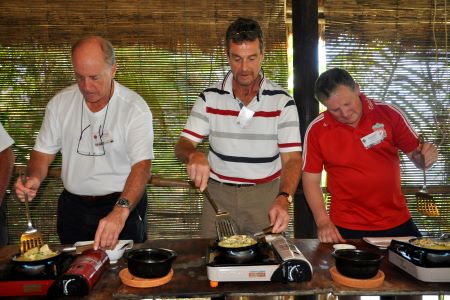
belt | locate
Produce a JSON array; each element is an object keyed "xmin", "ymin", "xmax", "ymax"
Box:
[
  {"xmin": 64, "ymin": 189, "xmax": 121, "ymax": 203},
  {"xmin": 210, "ymin": 178, "xmax": 255, "ymax": 188}
]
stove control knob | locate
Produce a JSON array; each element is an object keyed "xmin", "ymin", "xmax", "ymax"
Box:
[
  {"xmin": 271, "ymin": 260, "xmax": 312, "ymax": 282},
  {"xmin": 288, "ymin": 262, "xmax": 310, "ymax": 282}
]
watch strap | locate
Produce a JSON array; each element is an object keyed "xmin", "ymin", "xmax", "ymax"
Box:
[
  {"xmin": 115, "ymin": 197, "xmax": 131, "ymax": 209},
  {"xmin": 277, "ymin": 192, "xmax": 293, "ymax": 205}
]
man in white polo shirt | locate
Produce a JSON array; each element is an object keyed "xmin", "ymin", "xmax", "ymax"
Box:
[
  {"xmin": 15, "ymin": 36, "xmax": 154, "ymax": 250},
  {"xmin": 0, "ymin": 122, "xmax": 14, "ymax": 246},
  {"xmin": 175, "ymin": 18, "xmax": 302, "ymax": 237}
]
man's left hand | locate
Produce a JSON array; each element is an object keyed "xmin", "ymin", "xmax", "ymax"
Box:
[
  {"xmin": 410, "ymin": 142, "xmax": 438, "ymax": 169},
  {"xmin": 268, "ymin": 195, "xmax": 290, "ymax": 233},
  {"xmin": 93, "ymin": 207, "xmax": 129, "ymax": 250}
]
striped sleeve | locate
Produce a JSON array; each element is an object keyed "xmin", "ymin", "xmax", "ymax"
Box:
[
  {"xmin": 277, "ymin": 98, "xmax": 302, "ymax": 153},
  {"xmin": 180, "ymin": 96, "xmax": 209, "ymax": 143}
]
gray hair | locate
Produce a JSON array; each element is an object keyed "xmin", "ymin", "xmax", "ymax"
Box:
[{"xmin": 71, "ymin": 36, "xmax": 116, "ymax": 67}]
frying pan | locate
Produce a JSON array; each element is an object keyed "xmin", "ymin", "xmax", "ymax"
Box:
[
  {"xmin": 216, "ymin": 240, "xmax": 259, "ymax": 252},
  {"xmin": 215, "ymin": 237, "xmax": 262, "ymax": 264},
  {"xmin": 11, "ymin": 250, "xmax": 62, "ymax": 266},
  {"xmin": 390, "ymin": 238, "xmax": 450, "ymax": 267},
  {"xmin": 216, "ymin": 234, "xmax": 260, "ymax": 251},
  {"xmin": 408, "ymin": 236, "xmax": 450, "ymax": 251}
]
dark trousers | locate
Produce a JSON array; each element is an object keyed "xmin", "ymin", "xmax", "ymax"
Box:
[
  {"xmin": 57, "ymin": 189, "xmax": 148, "ymax": 244},
  {"xmin": 337, "ymin": 218, "xmax": 422, "ymax": 239},
  {"xmin": 0, "ymin": 199, "xmax": 7, "ymax": 246}
]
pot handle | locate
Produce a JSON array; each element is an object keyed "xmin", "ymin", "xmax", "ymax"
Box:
[{"xmin": 119, "ymin": 240, "xmax": 134, "ymax": 250}]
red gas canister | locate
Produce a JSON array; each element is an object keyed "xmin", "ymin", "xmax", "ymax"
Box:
[{"xmin": 49, "ymin": 249, "xmax": 109, "ymax": 296}]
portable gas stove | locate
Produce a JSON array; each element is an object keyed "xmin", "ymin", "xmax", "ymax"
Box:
[
  {"xmin": 0, "ymin": 252, "xmax": 73, "ymax": 297},
  {"xmin": 206, "ymin": 234, "xmax": 312, "ymax": 286},
  {"xmin": 388, "ymin": 240, "xmax": 450, "ymax": 282}
]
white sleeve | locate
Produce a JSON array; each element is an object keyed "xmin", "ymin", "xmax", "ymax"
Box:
[
  {"xmin": 126, "ymin": 103, "xmax": 154, "ymax": 165},
  {"xmin": 0, "ymin": 122, "xmax": 14, "ymax": 151},
  {"xmin": 33, "ymin": 98, "xmax": 62, "ymax": 154}
]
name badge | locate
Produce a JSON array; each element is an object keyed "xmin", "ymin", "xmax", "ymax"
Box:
[
  {"xmin": 94, "ymin": 131, "xmax": 114, "ymax": 147},
  {"xmin": 361, "ymin": 130, "xmax": 385, "ymax": 149},
  {"xmin": 236, "ymin": 106, "xmax": 255, "ymax": 128}
]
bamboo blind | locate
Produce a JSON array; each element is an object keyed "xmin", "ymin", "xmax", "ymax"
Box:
[
  {"xmin": 324, "ymin": 0, "xmax": 449, "ymax": 51},
  {"xmin": 0, "ymin": 0, "xmax": 287, "ymax": 53},
  {"xmin": 0, "ymin": 0, "xmax": 289, "ymax": 244}
]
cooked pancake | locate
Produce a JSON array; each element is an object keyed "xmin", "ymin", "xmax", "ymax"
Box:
[
  {"xmin": 411, "ymin": 238, "xmax": 450, "ymax": 250},
  {"xmin": 218, "ymin": 235, "xmax": 257, "ymax": 248},
  {"xmin": 15, "ymin": 244, "xmax": 58, "ymax": 261}
]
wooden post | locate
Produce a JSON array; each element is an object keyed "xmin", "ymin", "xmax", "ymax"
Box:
[{"xmin": 292, "ymin": 0, "xmax": 319, "ymax": 239}]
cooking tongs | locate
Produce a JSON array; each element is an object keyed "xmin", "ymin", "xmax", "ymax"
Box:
[{"xmin": 202, "ymin": 188, "xmax": 236, "ymax": 240}]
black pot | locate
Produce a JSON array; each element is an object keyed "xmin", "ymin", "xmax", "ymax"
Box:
[
  {"xmin": 124, "ymin": 248, "xmax": 177, "ymax": 278},
  {"xmin": 332, "ymin": 249, "xmax": 384, "ymax": 279}
]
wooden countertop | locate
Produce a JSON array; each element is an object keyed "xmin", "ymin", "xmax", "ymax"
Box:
[{"xmin": 1, "ymin": 238, "xmax": 449, "ymax": 299}]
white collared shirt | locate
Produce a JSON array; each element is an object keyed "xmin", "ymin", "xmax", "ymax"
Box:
[{"xmin": 35, "ymin": 81, "xmax": 154, "ymax": 195}]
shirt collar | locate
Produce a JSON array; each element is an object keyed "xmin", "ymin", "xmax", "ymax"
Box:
[{"xmin": 222, "ymin": 69, "xmax": 266, "ymax": 102}]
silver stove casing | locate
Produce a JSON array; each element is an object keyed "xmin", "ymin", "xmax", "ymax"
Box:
[
  {"xmin": 207, "ymin": 234, "xmax": 313, "ymax": 283},
  {"xmin": 388, "ymin": 249, "xmax": 450, "ymax": 282}
]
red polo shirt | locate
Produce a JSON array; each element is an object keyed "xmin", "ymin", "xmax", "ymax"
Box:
[{"xmin": 303, "ymin": 94, "xmax": 419, "ymax": 230}]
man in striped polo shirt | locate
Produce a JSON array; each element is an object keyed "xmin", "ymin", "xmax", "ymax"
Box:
[{"xmin": 175, "ymin": 17, "xmax": 302, "ymax": 238}]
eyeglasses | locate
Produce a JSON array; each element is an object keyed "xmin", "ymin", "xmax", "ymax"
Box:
[
  {"xmin": 76, "ymin": 123, "xmax": 106, "ymax": 156},
  {"xmin": 76, "ymin": 102, "xmax": 110, "ymax": 157},
  {"xmin": 76, "ymin": 80, "xmax": 113, "ymax": 157}
]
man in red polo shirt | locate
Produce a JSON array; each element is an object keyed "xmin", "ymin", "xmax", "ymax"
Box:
[{"xmin": 302, "ymin": 68, "xmax": 438, "ymax": 243}]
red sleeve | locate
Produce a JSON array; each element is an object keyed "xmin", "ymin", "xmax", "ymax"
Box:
[
  {"xmin": 302, "ymin": 117, "xmax": 325, "ymax": 173},
  {"xmin": 385, "ymin": 104, "xmax": 419, "ymax": 153}
]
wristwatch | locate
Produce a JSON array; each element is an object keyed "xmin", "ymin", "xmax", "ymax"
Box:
[
  {"xmin": 277, "ymin": 192, "xmax": 293, "ymax": 205},
  {"xmin": 115, "ymin": 197, "xmax": 131, "ymax": 209}
]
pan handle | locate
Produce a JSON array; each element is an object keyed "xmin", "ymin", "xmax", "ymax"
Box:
[
  {"xmin": 439, "ymin": 233, "xmax": 449, "ymax": 240},
  {"xmin": 202, "ymin": 188, "xmax": 220, "ymax": 214}
]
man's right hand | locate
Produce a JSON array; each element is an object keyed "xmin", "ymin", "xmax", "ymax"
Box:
[
  {"xmin": 317, "ymin": 217, "xmax": 346, "ymax": 244},
  {"xmin": 15, "ymin": 176, "xmax": 40, "ymax": 202},
  {"xmin": 187, "ymin": 151, "xmax": 210, "ymax": 191}
]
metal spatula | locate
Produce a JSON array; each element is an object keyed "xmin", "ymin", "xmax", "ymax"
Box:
[
  {"xmin": 415, "ymin": 136, "xmax": 439, "ymax": 217},
  {"xmin": 20, "ymin": 175, "xmax": 44, "ymax": 253},
  {"xmin": 202, "ymin": 188, "xmax": 236, "ymax": 240}
]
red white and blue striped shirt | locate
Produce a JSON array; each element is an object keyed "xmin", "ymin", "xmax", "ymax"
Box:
[{"xmin": 181, "ymin": 70, "xmax": 301, "ymax": 185}]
